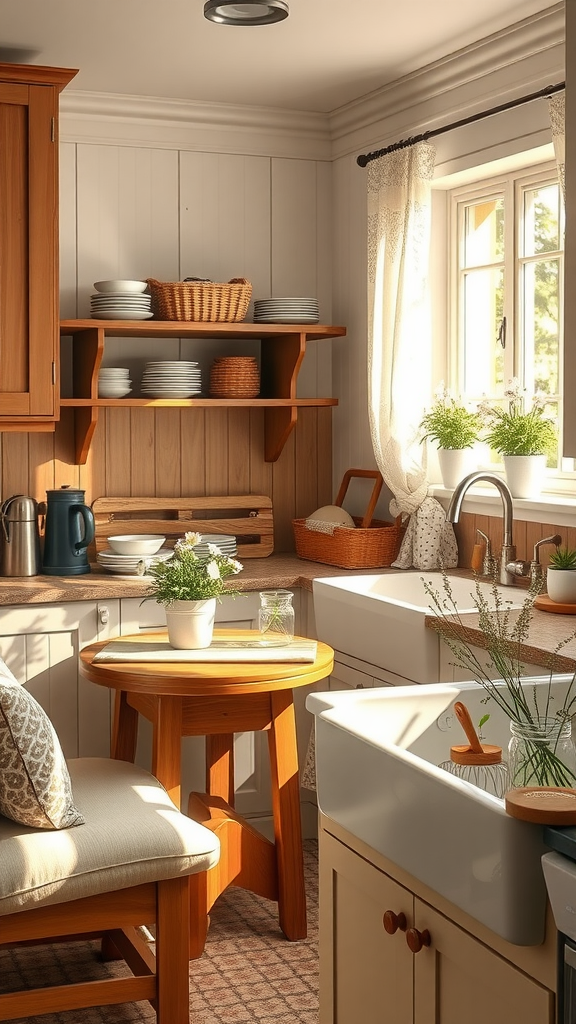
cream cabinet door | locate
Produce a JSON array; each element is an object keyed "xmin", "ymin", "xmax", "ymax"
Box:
[
  {"xmin": 0, "ymin": 600, "xmax": 120, "ymax": 759},
  {"xmin": 413, "ymin": 898, "xmax": 554, "ymax": 1024},
  {"xmin": 319, "ymin": 829, "xmax": 413, "ymax": 1024}
]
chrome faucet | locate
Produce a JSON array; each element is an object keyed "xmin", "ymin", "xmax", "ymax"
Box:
[{"xmin": 446, "ymin": 472, "xmax": 516, "ymax": 585}]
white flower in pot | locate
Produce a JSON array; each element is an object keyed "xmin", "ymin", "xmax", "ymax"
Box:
[
  {"xmin": 419, "ymin": 383, "xmax": 480, "ymax": 489},
  {"xmin": 547, "ymin": 546, "xmax": 576, "ymax": 605},
  {"xmin": 480, "ymin": 379, "xmax": 557, "ymax": 498}
]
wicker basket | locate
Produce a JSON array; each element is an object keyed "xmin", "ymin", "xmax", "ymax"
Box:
[
  {"xmin": 292, "ymin": 469, "xmax": 406, "ymax": 569},
  {"xmin": 146, "ymin": 277, "xmax": 252, "ymax": 322}
]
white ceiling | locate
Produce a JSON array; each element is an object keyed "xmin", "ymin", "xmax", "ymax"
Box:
[{"xmin": 0, "ymin": 0, "xmax": 562, "ymax": 113}]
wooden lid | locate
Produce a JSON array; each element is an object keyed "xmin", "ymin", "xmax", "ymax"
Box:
[
  {"xmin": 450, "ymin": 743, "xmax": 503, "ymax": 766},
  {"xmin": 505, "ymin": 787, "xmax": 576, "ymax": 824}
]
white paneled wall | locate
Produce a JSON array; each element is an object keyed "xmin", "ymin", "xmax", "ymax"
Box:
[{"xmin": 59, "ymin": 135, "xmax": 333, "ymax": 407}]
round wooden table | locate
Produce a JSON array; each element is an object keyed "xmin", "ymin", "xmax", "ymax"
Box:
[{"xmin": 79, "ymin": 628, "xmax": 334, "ymax": 958}]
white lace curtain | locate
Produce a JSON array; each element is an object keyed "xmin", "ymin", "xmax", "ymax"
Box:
[
  {"xmin": 548, "ymin": 90, "xmax": 565, "ymax": 202},
  {"xmin": 367, "ymin": 143, "xmax": 457, "ymax": 570}
]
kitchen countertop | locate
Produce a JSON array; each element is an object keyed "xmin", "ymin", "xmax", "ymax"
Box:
[
  {"xmin": 0, "ymin": 554, "xmax": 395, "ymax": 605},
  {"xmin": 1, "ymin": 557, "xmax": 575, "ymax": 673}
]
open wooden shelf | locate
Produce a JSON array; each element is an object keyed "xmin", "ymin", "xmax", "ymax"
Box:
[{"xmin": 60, "ymin": 319, "xmax": 346, "ymax": 464}]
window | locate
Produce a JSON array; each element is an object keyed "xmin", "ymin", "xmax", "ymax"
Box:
[{"xmin": 448, "ymin": 161, "xmax": 572, "ymax": 482}]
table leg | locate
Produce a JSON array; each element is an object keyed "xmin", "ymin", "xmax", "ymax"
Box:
[
  {"xmin": 268, "ymin": 688, "xmax": 307, "ymax": 941},
  {"xmin": 111, "ymin": 691, "xmax": 139, "ymax": 763},
  {"xmin": 206, "ymin": 733, "xmax": 235, "ymax": 807},
  {"xmin": 151, "ymin": 696, "xmax": 183, "ymax": 809}
]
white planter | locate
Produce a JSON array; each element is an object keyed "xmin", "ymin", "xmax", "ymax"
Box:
[
  {"xmin": 503, "ymin": 454, "xmax": 547, "ymax": 499},
  {"xmin": 546, "ymin": 568, "xmax": 576, "ymax": 605},
  {"xmin": 437, "ymin": 448, "xmax": 474, "ymax": 489},
  {"xmin": 164, "ymin": 598, "xmax": 216, "ymax": 649}
]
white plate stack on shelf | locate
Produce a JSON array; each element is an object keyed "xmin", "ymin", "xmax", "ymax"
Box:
[
  {"xmin": 98, "ymin": 367, "xmax": 132, "ymax": 398},
  {"xmin": 253, "ymin": 296, "xmax": 320, "ymax": 324},
  {"xmin": 96, "ymin": 547, "xmax": 173, "ymax": 577},
  {"xmin": 192, "ymin": 534, "xmax": 237, "ymax": 558},
  {"xmin": 91, "ymin": 280, "xmax": 153, "ymax": 321},
  {"xmin": 140, "ymin": 361, "xmax": 202, "ymax": 398}
]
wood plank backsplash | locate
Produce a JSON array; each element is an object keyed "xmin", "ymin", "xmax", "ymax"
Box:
[
  {"xmin": 0, "ymin": 407, "xmax": 333, "ymax": 554},
  {"xmin": 454, "ymin": 512, "xmax": 576, "ymax": 572}
]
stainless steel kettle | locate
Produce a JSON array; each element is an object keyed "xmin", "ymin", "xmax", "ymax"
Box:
[{"xmin": 0, "ymin": 495, "xmax": 41, "ymax": 576}]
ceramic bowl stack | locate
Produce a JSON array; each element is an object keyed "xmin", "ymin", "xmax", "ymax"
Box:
[
  {"xmin": 98, "ymin": 534, "xmax": 172, "ymax": 576},
  {"xmin": 140, "ymin": 361, "xmax": 201, "ymax": 398},
  {"xmin": 98, "ymin": 367, "xmax": 132, "ymax": 398},
  {"xmin": 209, "ymin": 356, "xmax": 260, "ymax": 398},
  {"xmin": 253, "ymin": 297, "xmax": 319, "ymax": 324},
  {"xmin": 91, "ymin": 280, "xmax": 153, "ymax": 321},
  {"xmin": 192, "ymin": 533, "xmax": 237, "ymax": 558}
]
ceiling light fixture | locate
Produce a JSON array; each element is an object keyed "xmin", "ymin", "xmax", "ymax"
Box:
[{"xmin": 203, "ymin": 0, "xmax": 289, "ymax": 26}]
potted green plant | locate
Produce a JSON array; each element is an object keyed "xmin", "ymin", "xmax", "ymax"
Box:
[
  {"xmin": 147, "ymin": 532, "xmax": 243, "ymax": 649},
  {"xmin": 419, "ymin": 383, "xmax": 481, "ymax": 488},
  {"xmin": 547, "ymin": 546, "xmax": 576, "ymax": 605},
  {"xmin": 480, "ymin": 379, "xmax": 557, "ymax": 498}
]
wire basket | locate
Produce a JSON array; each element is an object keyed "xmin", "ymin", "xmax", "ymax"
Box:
[
  {"xmin": 146, "ymin": 277, "xmax": 252, "ymax": 322},
  {"xmin": 292, "ymin": 469, "xmax": 406, "ymax": 569}
]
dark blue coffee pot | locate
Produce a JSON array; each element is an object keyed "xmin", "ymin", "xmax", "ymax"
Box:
[{"xmin": 41, "ymin": 486, "xmax": 95, "ymax": 576}]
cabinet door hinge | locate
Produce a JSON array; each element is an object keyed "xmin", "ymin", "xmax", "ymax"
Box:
[
  {"xmin": 50, "ymin": 117, "xmax": 55, "ymax": 143},
  {"xmin": 52, "ymin": 361, "xmax": 56, "ymax": 385}
]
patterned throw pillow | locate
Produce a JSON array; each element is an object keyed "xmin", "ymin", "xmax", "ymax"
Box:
[{"xmin": 0, "ymin": 673, "xmax": 84, "ymax": 829}]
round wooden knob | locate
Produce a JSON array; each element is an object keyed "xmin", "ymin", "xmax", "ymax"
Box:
[
  {"xmin": 383, "ymin": 910, "xmax": 407, "ymax": 934},
  {"xmin": 406, "ymin": 927, "xmax": 431, "ymax": 953}
]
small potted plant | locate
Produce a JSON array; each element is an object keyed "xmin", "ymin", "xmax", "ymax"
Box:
[
  {"xmin": 419, "ymin": 383, "xmax": 481, "ymax": 488},
  {"xmin": 480, "ymin": 379, "xmax": 557, "ymax": 498},
  {"xmin": 147, "ymin": 532, "xmax": 243, "ymax": 649},
  {"xmin": 547, "ymin": 546, "xmax": 576, "ymax": 605}
]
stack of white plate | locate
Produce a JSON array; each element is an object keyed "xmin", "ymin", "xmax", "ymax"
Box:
[
  {"xmin": 253, "ymin": 297, "xmax": 319, "ymax": 324},
  {"xmin": 98, "ymin": 367, "xmax": 132, "ymax": 398},
  {"xmin": 140, "ymin": 361, "xmax": 202, "ymax": 399},
  {"xmin": 192, "ymin": 534, "xmax": 237, "ymax": 558},
  {"xmin": 91, "ymin": 280, "xmax": 153, "ymax": 321},
  {"xmin": 97, "ymin": 547, "xmax": 173, "ymax": 577}
]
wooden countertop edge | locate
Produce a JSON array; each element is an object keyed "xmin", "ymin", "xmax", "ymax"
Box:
[{"xmin": 0, "ymin": 555, "xmax": 396, "ymax": 605}]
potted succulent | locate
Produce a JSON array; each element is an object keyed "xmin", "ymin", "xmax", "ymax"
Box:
[
  {"xmin": 480, "ymin": 379, "xmax": 557, "ymax": 498},
  {"xmin": 547, "ymin": 546, "xmax": 576, "ymax": 605},
  {"xmin": 147, "ymin": 531, "xmax": 243, "ymax": 649},
  {"xmin": 419, "ymin": 383, "xmax": 481, "ymax": 488}
]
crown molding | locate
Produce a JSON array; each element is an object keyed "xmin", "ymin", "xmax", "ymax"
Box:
[
  {"xmin": 329, "ymin": 2, "xmax": 565, "ymax": 158},
  {"xmin": 60, "ymin": 90, "xmax": 331, "ymax": 160}
]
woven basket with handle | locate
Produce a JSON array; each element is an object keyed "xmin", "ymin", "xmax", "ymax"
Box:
[
  {"xmin": 146, "ymin": 277, "xmax": 252, "ymax": 322},
  {"xmin": 292, "ymin": 469, "xmax": 406, "ymax": 569}
]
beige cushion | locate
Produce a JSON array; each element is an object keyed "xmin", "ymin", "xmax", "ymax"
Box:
[
  {"xmin": 0, "ymin": 757, "xmax": 220, "ymax": 916},
  {"xmin": 0, "ymin": 672, "xmax": 84, "ymax": 830}
]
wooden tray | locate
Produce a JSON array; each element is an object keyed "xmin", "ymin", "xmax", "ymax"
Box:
[
  {"xmin": 534, "ymin": 594, "xmax": 576, "ymax": 614},
  {"xmin": 90, "ymin": 496, "xmax": 273, "ymax": 559}
]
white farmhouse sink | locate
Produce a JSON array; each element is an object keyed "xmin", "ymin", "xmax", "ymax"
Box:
[
  {"xmin": 312, "ymin": 572, "xmax": 525, "ymax": 682},
  {"xmin": 306, "ymin": 677, "xmax": 566, "ymax": 945}
]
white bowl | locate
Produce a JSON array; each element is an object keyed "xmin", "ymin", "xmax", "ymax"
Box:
[
  {"xmin": 107, "ymin": 534, "xmax": 166, "ymax": 555},
  {"xmin": 94, "ymin": 280, "xmax": 148, "ymax": 294}
]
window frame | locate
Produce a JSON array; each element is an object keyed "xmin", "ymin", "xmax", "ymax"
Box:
[{"xmin": 445, "ymin": 158, "xmax": 573, "ymax": 492}]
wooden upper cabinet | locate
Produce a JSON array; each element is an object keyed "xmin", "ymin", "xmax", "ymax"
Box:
[{"xmin": 0, "ymin": 63, "xmax": 77, "ymax": 426}]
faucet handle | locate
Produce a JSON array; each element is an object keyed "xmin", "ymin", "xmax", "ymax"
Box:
[
  {"xmin": 475, "ymin": 529, "xmax": 498, "ymax": 577},
  {"xmin": 530, "ymin": 534, "xmax": 562, "ymax": 584}
]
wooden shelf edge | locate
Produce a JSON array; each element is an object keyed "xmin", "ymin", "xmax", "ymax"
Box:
[{"xmin": 60, "ymin": 398, "xmax": 338, "ymax": 408}]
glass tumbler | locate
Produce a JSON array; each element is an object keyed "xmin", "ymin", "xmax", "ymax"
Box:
[{"xmin": 258, "ymin": 589, "xmax": 295, "ymax": 646}]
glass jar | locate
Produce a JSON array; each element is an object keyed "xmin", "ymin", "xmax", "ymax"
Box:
[
  {"xmin": 258, "ymin": 589, "xmax": 295, "ymax": 646},
  {"xmin": 508, "ymin": 718, "xmax": 576, "ymax": 790}
]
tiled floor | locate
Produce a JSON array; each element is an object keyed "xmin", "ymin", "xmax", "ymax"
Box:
[{"xmin": 1, "ymin": 840, "xmax": 319, "ymax": 1024}]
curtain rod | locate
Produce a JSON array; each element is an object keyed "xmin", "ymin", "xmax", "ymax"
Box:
[{"xmin": 356, "ymin": 81, "xmax": 565, "ymax": 168}]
